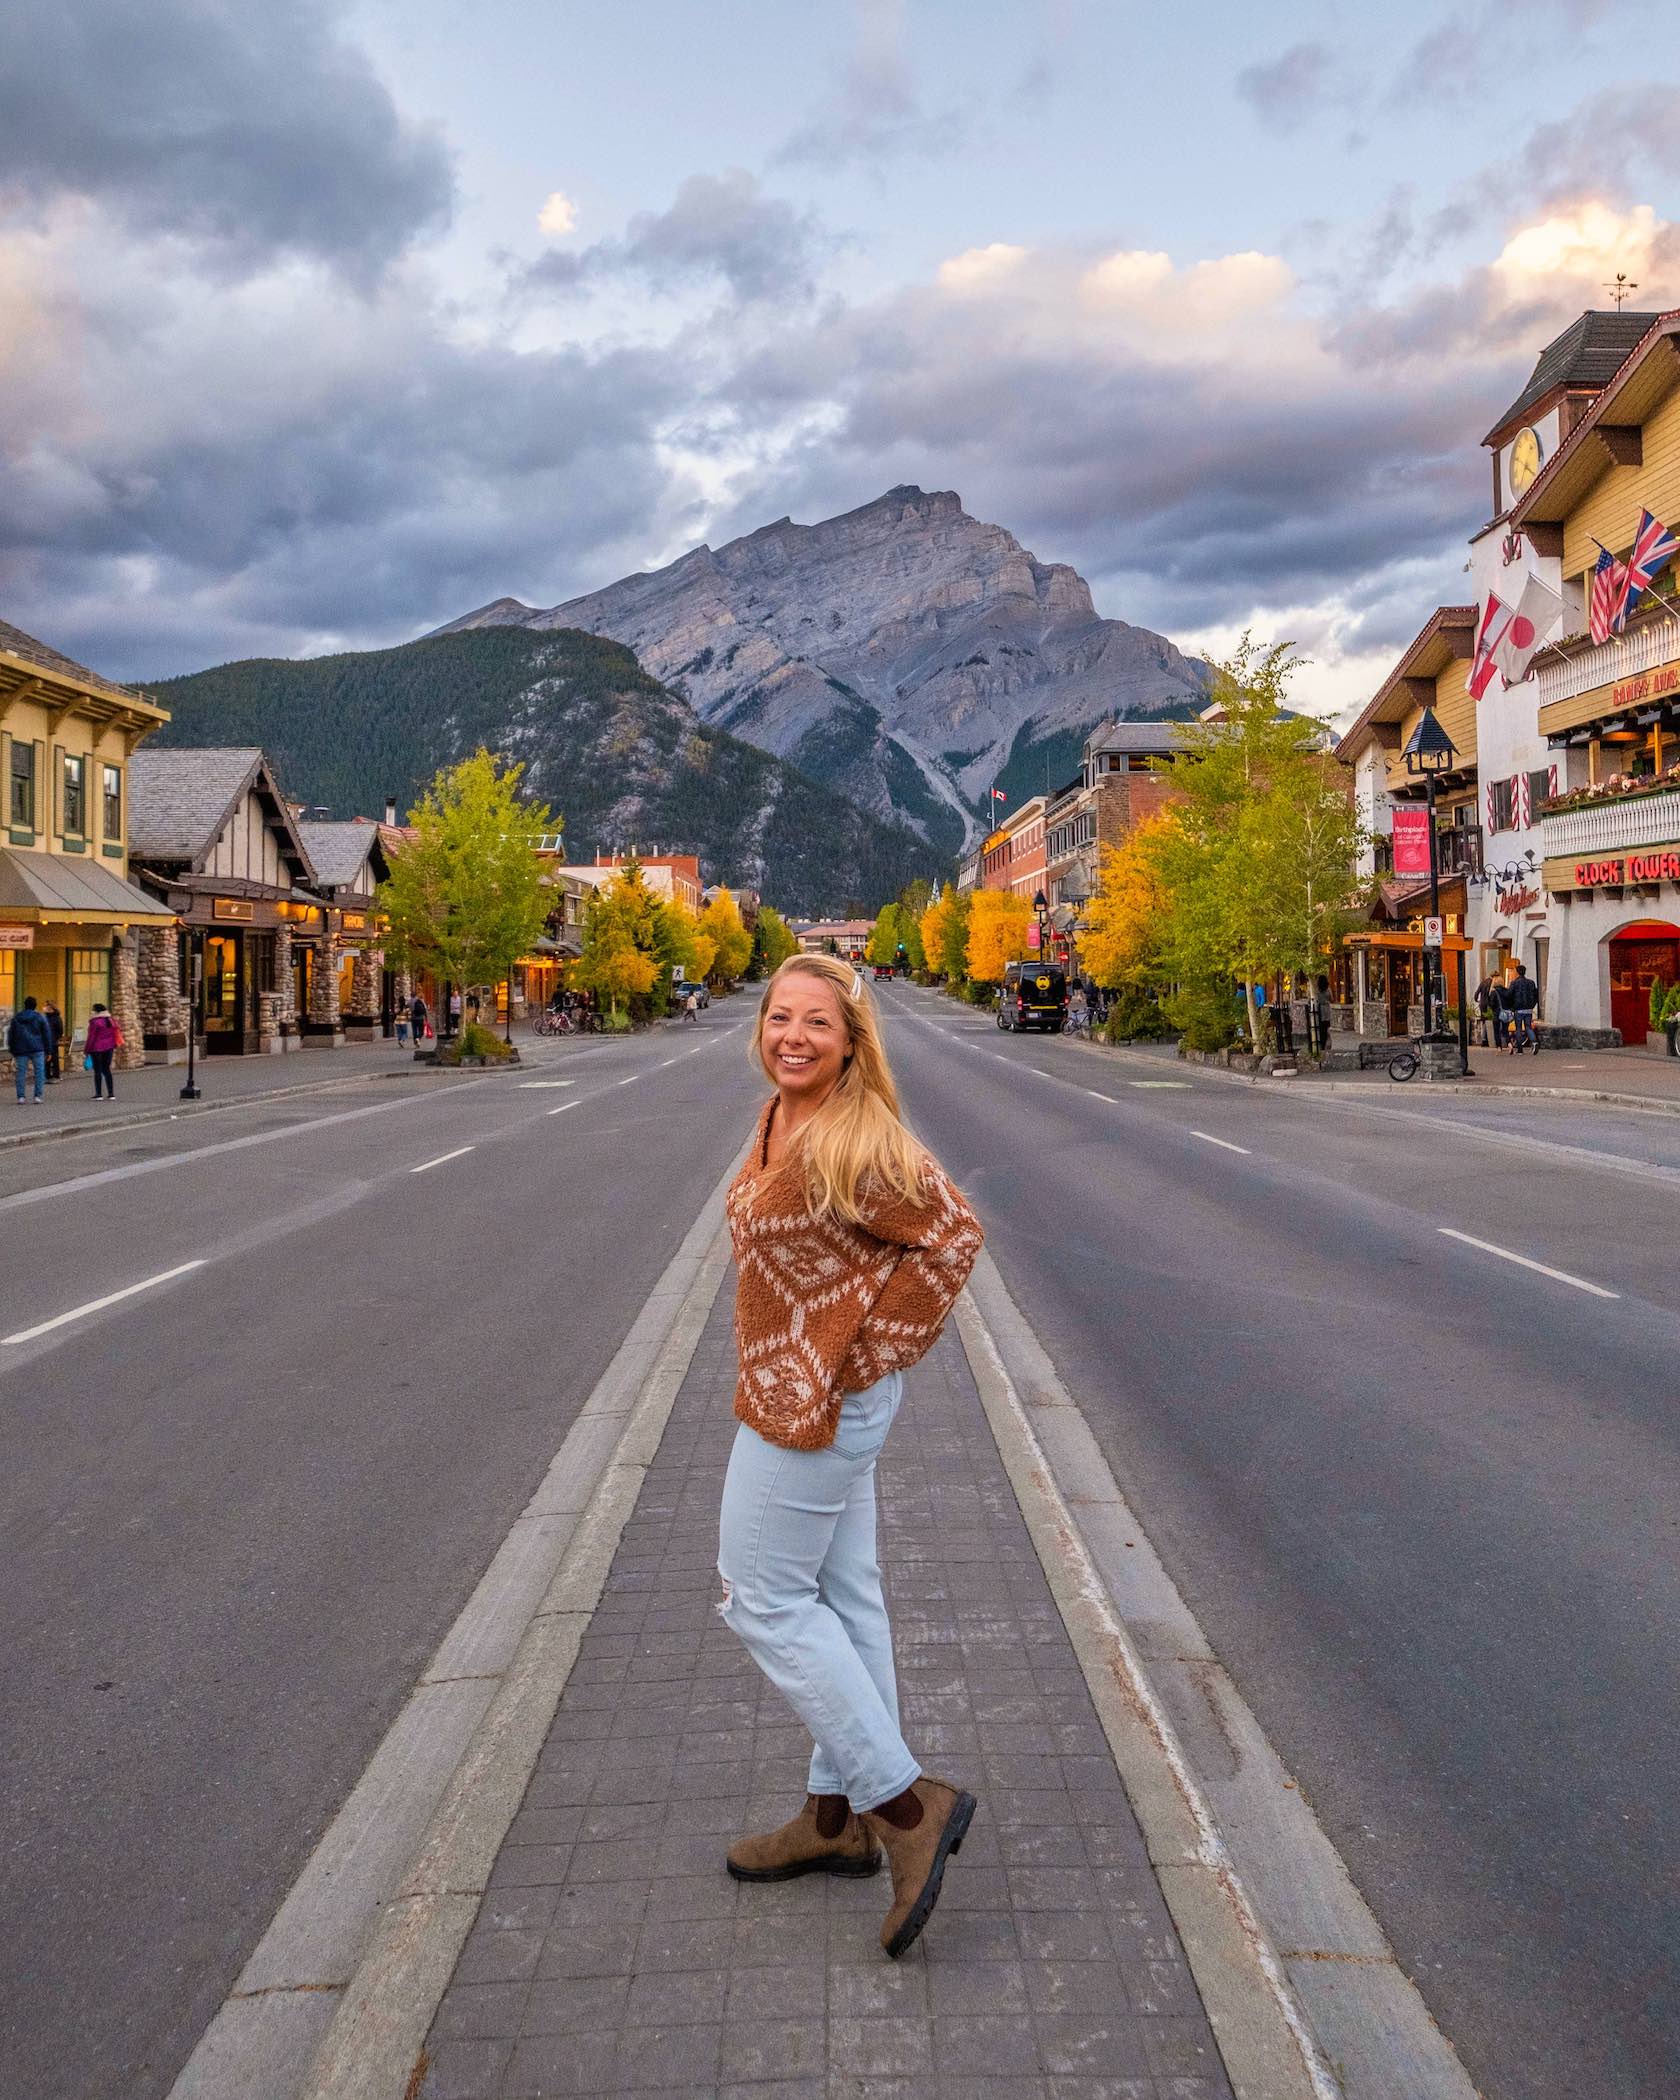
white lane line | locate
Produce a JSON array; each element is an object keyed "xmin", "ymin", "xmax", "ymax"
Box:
[
  {"xmin": 616, "ymin": 1075, "xmax": 638, "ymax": 1087},
  {"xmin": 409, "ymin": 1145, "xmax": 474, "ymax": 1175},
  {"xmin": 546, "ymin": 1102, "xmax": 580, "ymax": 1116},
  {"xmin": 1190, "ymin": 1130, "xmax": 1251, "ymax": 1155},
  {"xmin": 1084, "ymin": 1089, "xmax": 1118, "ymax": 1103},
  {"xmin": 3, "ymin": 1260, "xmax": 207, "ymax": 1346},
  {"xmin": 519, "ymin": 1080, "xmax": 575, "ymax": 1089},
  {"xmin": 1130, "ymin": 1080, "xmax": 1191, "ymax": 1089},
  {"xmin": 657, "ymin": 1057, "xmax": 680, "ymax": 1067},
  {"xmin": 1437, "ymin": 1227, "xmax": 1619, "ymax": 1299}
]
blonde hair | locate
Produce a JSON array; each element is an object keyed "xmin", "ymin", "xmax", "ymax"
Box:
[{"xmin": 750, "ymin": 954, "xmax": 928, "ymax": 1223}]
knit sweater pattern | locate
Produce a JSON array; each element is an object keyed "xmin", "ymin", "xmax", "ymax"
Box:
[{"xmin": 727, "ymin": 1099, "xmax": 985, "ymax": 1451}]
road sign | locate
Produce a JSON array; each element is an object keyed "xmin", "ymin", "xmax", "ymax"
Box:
[
  {"xmin": 671, "ymin": 964, "xmax": 685, "ymax": 982},
  {"xmin": 1424, "ymin": 916, "xmax": 1444, "ymax": 946}
]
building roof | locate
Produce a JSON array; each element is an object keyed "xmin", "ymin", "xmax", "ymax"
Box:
[
  {"xmin": 1084, "ymin": 719, "xmax": 1193, "ymax": 757},
  {"xmin": 296, "ymin": 820, "xmax": 385, "ymax": 891},
  {"xmin": 1482, "ymin": 310, "xmax": 1661, "ymax": 446},
  {"xmin": 1511, "ymin": 311, "xmax": 1680, "ymax": 531},
  {"xmin": 0, "ymin": 846, "xmax": 175, "ymax": 923},
  {"xmin": 128, "ymin": 746, "xmax": 316, "ymax": 884},
  {"xmin": 0, "ymin": 617, "xmax": 140, "ymax": 705},
  {"xmin": 1334, "ymin": 607, "xmax": 1478, "ymax": 758}
]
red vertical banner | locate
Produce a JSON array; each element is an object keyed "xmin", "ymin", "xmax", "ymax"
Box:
[{"xmin": 1391, "ymin": 808, "xmax": 1431, "ymax": 878}]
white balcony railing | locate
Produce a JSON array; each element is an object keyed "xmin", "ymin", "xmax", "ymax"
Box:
[
  {"xmin": 1541, "ymin": 785, "xmax": 1680, "ymax": 858},
  {"xmin": 1536, "ymin": 617, "xmax": 1680, "ymax": 710}
]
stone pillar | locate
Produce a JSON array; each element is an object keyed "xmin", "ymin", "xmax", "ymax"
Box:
[
  {"xmin": 274, "ymin": 925, "xmax": 297, "ymax": 1044},
  {"xmin": 304, "ymin": 931, "xmax": 345, "ymax": 1048},
  {"xmin": 110, "ymin": 934, "xmax": 145, "ymax": 1072},
  {"xmin": 344, "ymin": 943, "xmax": 381, "ymax": 1040},
  {"xmin": 136, "ymin": 923, "xmax": 190, "ymax": 1064}
]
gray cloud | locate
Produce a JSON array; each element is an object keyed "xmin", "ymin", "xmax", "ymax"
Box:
[
  {"xmin": 0, "ymin": 0, "xmax": 453, "ymax": 277},
  {"xmin": 773, "ymin": 0, "xmax": 967, "ymax": 169},
  {"xmin": 1234, "ymin": 41, "xmax": 1338, "ymax": 131},
  {"xmin": 521, "ymin": 170, "xmax": 832, "ymax": 305}
]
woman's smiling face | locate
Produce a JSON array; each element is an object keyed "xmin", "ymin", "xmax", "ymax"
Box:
[{"xmin": 761, "ymin": 972, "xmax": 849, "ymax": 1106}]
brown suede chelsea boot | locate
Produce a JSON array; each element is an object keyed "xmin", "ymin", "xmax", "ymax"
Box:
[
  {"xmin": 727, "ymin": 1796, "xmax": 883, "ymax": 1882},
  {"xmin": 861, "ymin": 1776, "xmax": 977, "ymax": 1958}
]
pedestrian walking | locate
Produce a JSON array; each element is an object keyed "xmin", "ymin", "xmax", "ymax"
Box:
[
  {"xmin": 42, "ymin": 1000, "xmax": 64, "ymax": 1081},
  {"xmin": 1487, "ymin": 971, "xmax": 1510, "ymax": 1049},
  {"xmin": 84, "ymin": 1003, "xmax": 120, "ymax": 1099},
  {"xmin": 719, "ymin": 954, "xmax": 985, "ymax": 1959},
  {"xmin": 1505, "ymin": 960, "xmax": 1540, "ymax": 1053},
  {"xmin": 395, "ymin": 1004, "xmax": 409, "ymax": 1047},
  {"xmin": 448, "ymin": 987, "xmax": 463, "ymax": 1036},
  {"xmin": 8, "ymin": 996, "xmax": 51, "ymax": 1104},
  {"xmin": 411, "ymin": 992, "xmax": 429, "ymax": 1043},
  {"xmin": 1473, "ymin": 973, "xmax": 1495, "ymax": 1049}
]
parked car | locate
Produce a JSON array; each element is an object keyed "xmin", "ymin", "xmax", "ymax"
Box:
[{"xmin": 997, "ymin": 962, "xmax": 1067, "ymax": 1032}]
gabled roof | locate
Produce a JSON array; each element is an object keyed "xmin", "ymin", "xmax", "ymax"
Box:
[
  {"xmin": 1511, "ymin": 311, "xmax": 1680, "ymax": 529},
  {"xmin": 1334, "ymin": 607, "xmax": 1477, "ymax": 760},
  {"xmin": 1483, "ymin": 310, "xmax": 1660, "ymax": 447},
  {"xmin": 296, "ymin": 820, "xmax": 388, "ymax": 891},
  {"xmin": 128, "ymin": 746, "xmax": 316, "ymax": 884}
]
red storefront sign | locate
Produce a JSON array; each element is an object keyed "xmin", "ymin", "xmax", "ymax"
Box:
[
  {"xmin": 1392, "ymin": 807, "xmax": 1431, "ymax": 878},
  {"xmin": 1572, "ymin": 850, "xmax": 1680, "ymax": 887}
]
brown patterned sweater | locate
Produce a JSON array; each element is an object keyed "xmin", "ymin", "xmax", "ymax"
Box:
[{"xmin": 726, "ymin": 1097, "xmax": 985, "ymax": 1450}]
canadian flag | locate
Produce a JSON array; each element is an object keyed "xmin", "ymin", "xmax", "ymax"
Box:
[{"xmin": 1469, "ymin": 577, "xmax": 1563, "ymax": 698}]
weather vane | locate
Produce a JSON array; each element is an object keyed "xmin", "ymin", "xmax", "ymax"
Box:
[{"xmin": 1604, "ymin": 273, "xmax": 1639, "ymax": 310}]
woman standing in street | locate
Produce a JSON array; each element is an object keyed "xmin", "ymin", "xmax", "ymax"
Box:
[{"xmin": 719, "ymin": 954, "xmax": 984, "ymax": 1958}]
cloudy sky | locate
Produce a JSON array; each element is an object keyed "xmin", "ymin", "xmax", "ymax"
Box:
[{"xmin": 3, "ymin": 0, "xmax": 1676, "ymax": 718}]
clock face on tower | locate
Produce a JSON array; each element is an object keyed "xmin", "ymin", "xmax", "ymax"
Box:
[{"xmin": 1508, "ymin": 424, "xmax": 1544, "ymax": 499}]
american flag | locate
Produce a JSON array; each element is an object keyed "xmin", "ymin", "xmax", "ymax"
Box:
[
  {"xmin": 1589, "ymin": 545, "xmax": 1630, "ymax": 644},
  {"xmin": 1621, "ymin": 509, "xmax": 1679, "ymax": 618}
]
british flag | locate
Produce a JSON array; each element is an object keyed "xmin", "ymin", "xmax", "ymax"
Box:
[
  {"xmin": 1589, "ymin": 545, "xmax": 1631, "ymax": 644},
  {"xmin": 1621, "ymin": 509, "xmax": 1679, "ymax": 618}
]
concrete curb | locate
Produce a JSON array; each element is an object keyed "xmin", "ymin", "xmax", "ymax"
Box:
[
  {"xmin": 955, "ymin": 1251, "xmax": 1479, "ymax": 2100},
  {"xmin": 165, "ymin": 1160, "xmax": 738, "ymax": 2100}
]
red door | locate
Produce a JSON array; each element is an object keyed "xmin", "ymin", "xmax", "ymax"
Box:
[{"xmin": 1609, "ymin": 934, "xmax": 1680, "ymax": 1045}]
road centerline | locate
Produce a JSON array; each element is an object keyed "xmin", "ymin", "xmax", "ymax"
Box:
[
  {"xmin": 1190, "ymin": 1130, "xmax": 1251, "ymax": 1155},
  {"xmin": 409, "ymin": 1146, "xmax": 475, "ymax": 1175},
  {"xmin": 3, "ymin": 1261, "xmax": 208, "ymax": 1346},
  {"xmin": 1436, "ymin": 1226, "xmax": 1619, "ymax": 1298}
]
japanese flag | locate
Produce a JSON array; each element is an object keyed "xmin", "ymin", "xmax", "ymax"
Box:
[{"xmin": 1490, "ymin": 575, "xmax": 1563, "ymax": 688}]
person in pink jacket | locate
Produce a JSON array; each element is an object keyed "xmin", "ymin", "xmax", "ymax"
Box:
[{"xmin": 84, "ymin": 1004, "xmax": 121, "ymax": 1100}]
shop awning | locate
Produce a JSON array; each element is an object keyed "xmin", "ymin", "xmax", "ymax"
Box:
[
  {"xmin": 0, "ymin": 848, "xmax": 176, "ymax": 926},
  {"xmin": 1347, "ymin": 928, "xmax": 1474, "ymax": 953}
]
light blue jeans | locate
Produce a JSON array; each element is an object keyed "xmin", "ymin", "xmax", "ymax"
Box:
[{"xmin": 718, "ymin": 1371, "xmax": 919, "ymax": 1812}]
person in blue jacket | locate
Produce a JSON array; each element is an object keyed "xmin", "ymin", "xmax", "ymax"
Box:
[{"xmin": 8, "ymin": 996, "xmax": 52, "ymax": 1104}]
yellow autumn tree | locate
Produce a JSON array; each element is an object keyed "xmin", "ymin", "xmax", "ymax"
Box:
[
  {"xmin": 1079, "ymin": 814, "xmax": 1178, "ymax": 989},
  {"xmin": 966, "ymin": 889, "xmax": 1033, "ymax": 985},
  {"xmin": 920, "ymin": 893, "xmax": 952, "ymax": 977},
  {"xmin": 700, "ymin": 887, "xmax": 753, "ymax": 985}
]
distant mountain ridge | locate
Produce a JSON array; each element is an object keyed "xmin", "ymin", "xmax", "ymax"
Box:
[
  {"xmin": 148, "ymin": 628, "xmax": 929, "ymax": 916},
  {"xmin": 436, "ymin": 486, "xmax": 1209, "ymax": 855}
]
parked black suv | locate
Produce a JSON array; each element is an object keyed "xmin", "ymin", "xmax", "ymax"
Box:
[{"xmin": 998, "ymin": 962, "xmax": 1067, "ymax": 1032}]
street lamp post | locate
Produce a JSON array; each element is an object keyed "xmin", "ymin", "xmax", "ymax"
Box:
[
  {"xmin": 1031, "ymin": 888, "xmax": 1049, "ymax": 962},
  {"xmin": 180, "ymin": 934, "xmax": 202, "ymax": 1101},
  {"xmin": 1400, "ymin": 706, "xmax": 1462, "ymax": 1062}
]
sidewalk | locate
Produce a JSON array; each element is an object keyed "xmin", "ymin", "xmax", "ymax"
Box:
[
  {"xmin": 1062, "ymin": 1022, "xmax": 1680, "ymax": 1112},
  {"xmin": 2, "ymin": 1035, "xmax": 465, "ymax": 1145},
  {"xmin": 415, "ymin": 1295, "xmax": 1234, "ymax": 2100}
]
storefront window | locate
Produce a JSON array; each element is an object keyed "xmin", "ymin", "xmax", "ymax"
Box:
[
  {"xmin": 0, "ymin": 950, "xmax": 15, "ymax": 1022},
  {"xmin": 204, "ymin": 934, "xmax": 240, "ymax": 1031},
  {"xmin": 102, "ymin": 764, "xmax": 122, "ymax": 841},
  {"xmin": 67, "ymin": 947, "xmax": 110, "ymax": 1043},
  {"xmin": 62, "ymin": 753, "xmax": 86, "ymax": 836},
  {"xmin": 337, "ymin": 949, "xmax": 356, "ymax": 1011},
  {"xmin": 10, "ymin": 742, "xmax": 36, "ymax": 830}
]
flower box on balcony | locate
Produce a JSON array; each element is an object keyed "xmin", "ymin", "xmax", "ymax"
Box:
[{"xmin": 1541, "ymin": 760, "xmax": 1680, "ymax": 816}]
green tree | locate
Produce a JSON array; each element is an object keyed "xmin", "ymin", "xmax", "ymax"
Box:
[
  {"xmin": 753, "ymin": 906, "xmax": 798, "ymax": 974},
  {"xmin": 379, "ymin": 749, "xmax": 552, "ymax": 1007},
  {"xmin": 936, "ymin": 889, "xmax": 972, "ymax": 986},
  {"xmin": 1150, "ymin": 639, "xmax": 1363, "ymax": 1043},
  {"xmin": 866, "ymin": 904, "xmax": 900, "ymax": 967},
  {"xmin": 896, "ymin": 903, "xmax": 926, "ymax": 973},
  {"xmin": 898, "ymin": 876, "xmax": 932, "ymax": 923},
  {"xmin": 575, "ymin": 865, "xmax": 660, "ymax": 1022}
]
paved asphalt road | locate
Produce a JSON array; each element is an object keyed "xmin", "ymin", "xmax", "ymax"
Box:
[
  {"xmin": 5, "ymin": 987, "xmax": 1677, "ymax": 2100},
  {"xmin": 0, "ymin": 1013, "xmax": 765, "ymax": 2100},
  {"xmin": 877, "ymin": 982, "xmax": 1679, "ymax": 2100}
]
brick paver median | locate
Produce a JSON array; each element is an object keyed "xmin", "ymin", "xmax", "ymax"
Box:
[{"xmin": 418, "ymin": 1294, "xmax": 1234, "ymax": 2099}]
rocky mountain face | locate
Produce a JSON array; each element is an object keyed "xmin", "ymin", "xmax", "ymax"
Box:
[
  {"xmin": 149, "ymin": 628, "xmax": 928, "ymax": 916},
  {"xmin": 437, "ymin": 487, "xmax": 1208, "ymax": 857}
]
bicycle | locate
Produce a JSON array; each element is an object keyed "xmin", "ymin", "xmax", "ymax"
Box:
[{"xmin": 533, "ymin": 1008, "xmax": 575, "ymax": 1037}]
